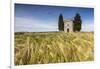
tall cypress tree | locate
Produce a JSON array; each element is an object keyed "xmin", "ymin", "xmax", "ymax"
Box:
[
  {"xmin": 58, "ymin": 14, "xmax": 64, "ymax": 31},
  {"xmin": 73, "ymin": 13, "xmax": 82, "ymax": 31}
]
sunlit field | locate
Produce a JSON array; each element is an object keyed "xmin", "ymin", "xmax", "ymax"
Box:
[{"xmin": 14, "ymin": 32, "xmax": 94, "ymax": 65}]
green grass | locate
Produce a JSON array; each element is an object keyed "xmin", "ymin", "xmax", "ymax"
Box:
[{"xmin": 14, "ymin": 32, "xmax": 94, "ymax": 65}]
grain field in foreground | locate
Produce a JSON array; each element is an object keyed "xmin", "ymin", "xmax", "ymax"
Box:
[{"xmin": 14, "ymin": 32, "xmax": 94, "ymax": 65}]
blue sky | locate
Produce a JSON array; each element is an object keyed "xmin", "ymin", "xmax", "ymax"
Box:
[{"xmin": 15, "ymin": 3, "xmax": 94, "ymax": 32}]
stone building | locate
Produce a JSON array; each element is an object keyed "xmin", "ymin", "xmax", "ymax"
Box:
[{"xmin": 64, "ymin": 19, "xmax": 73, "ymax": 32}]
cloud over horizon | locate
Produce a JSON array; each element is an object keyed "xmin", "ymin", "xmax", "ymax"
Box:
[
  {"xmin": 81, "ymin": 20, "xmax": 94, "ymax": 32},
  {"xmin": 15, "ymin": 17, "xmax": 58, "ymax": 32},
  {"xmin": 15, "ymin": 17, "xmax": 94, "ymax": 32}
]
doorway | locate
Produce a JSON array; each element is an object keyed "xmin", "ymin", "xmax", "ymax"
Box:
[{"xmin": 67, "ymin": 28, "xmax": 69, "ymax": 32}]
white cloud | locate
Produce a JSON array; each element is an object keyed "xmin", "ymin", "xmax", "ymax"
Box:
[
  {"xmin": 15, "ymin": 17, "xmax": 94, "ymax": 32},
  {"xmin": 15, "ymin": 17, "xmax": 58, "ymax": 32},
  {"xmin": 81, "ymin": 20, "xmax": 94, "ymax": 32}
]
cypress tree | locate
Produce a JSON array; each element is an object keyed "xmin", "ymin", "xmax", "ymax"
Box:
[
  {"xmin": 58, "ymin": 14, "xmax": 64, "ymax": 31},
  {"xmin": 73, "ymin": 13, "xmax": 82, "ymax": 32}
]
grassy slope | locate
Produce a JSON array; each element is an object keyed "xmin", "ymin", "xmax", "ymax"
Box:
[{"xmin": 14, "ymin": 32, "xmax": 94, "ymax": 65}]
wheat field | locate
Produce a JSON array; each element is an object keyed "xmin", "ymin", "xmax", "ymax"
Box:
[{"xmin": 14, "ymin": 32, "xmax": 94, "ymax": 65}]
